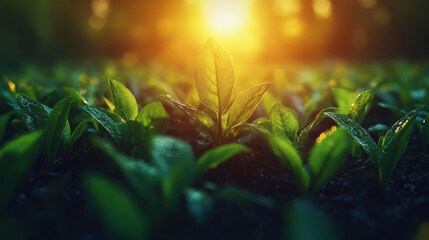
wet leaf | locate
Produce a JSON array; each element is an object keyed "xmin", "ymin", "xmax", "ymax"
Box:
[
  {"xmin": 324, "ymin": 112, "xmax": 380, "ymax": 166},
  {"xmin": 136, "ymin": 101, "xmax": 170, "ymax": 136},
  {"xmin": 298, "ymin": 107, "xmax": 339, "ymax": 146},
  {"xmin": 349, "ymin": 90, "xmax": 373, "ymax": 123},
  {"xmin": 332, "ymin": 87, "xmax": 356, "ymax": 114},
  {"xmin": 80, "ymin": 105, "xmax": 123, "ymax": 143},
  {"xmin": 12, "ymin": 95, "xmax": 51, "ymax": 132}
]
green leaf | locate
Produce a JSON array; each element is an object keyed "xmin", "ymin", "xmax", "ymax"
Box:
[
  {"xmin": 332, "ymin": 87, "xmax": 356, "ymax": 114},
  {"xmin": 66, "ymin": 121, "xmax": 87, "ymax": 150},
  {"xmin": 109, "ymin": 79, "xmax": 138, "ymax": 121},
  {"xmin": 194, "ymin": 37, "xmax": 234, "ymax": 116},
  {"xmin": 84, "ymin": 174, "xmax": 148, "ymax": 240},
  {"xmin": 378, "ymin": 109, "xmax": 418, "ymax": 185},
  {"xmin": 324, "ymin": 112, "xmax": 380, "ymax": 166},
  {"xmin": 0, "ymin": 132, "xmax": 42, "ymax": 212},
  {"xmin": 226, "ymin": 82, "xmax": 271, "ymax": 130},
  {"xmin": 298, "ymin": 107, "xmax": 339, "ymax": 146},
  {"xmin": 149, "ymin": 136, "xmax": 195, "ymax": 209},
  {"xmin": 268, "ymin": 136, "xmax": 309, "ymax": 194},
  {"xmin": 261, "ymin": 91, "xmax": 279, "ymax": 115},
  {"xmin": 136, "ymin": 102, "xmax": 170, "ymax": 136},
  {"xmin": 196, "ymin": 143, "xmax": 248, "ymax": 176},
  {"xmin": 12, "ymin": 95, "xmax": 51, "ymax": 132},
  {"xmin": 269, "ymin": 102, "xmax": 299, "ymax": 141},
  {"xmin": 80, "ymin": 106, "xmax": 123, "ymax": 143},
  {"xmin": 308, "ymin": 129, "xmax": 350, "ymax": 194},
  {"xmin": 162, "ymin": 95, "xmax": 214, "ymax": 138},
  {"xmin": 348, "ymin": 90, "xmax": 373, "ymax": 123},
  {"xmin": 285, "ymin": 199, "xmax": 338, "ymax": 240},
  {"xmin": 93, "ymin": 139, "xmax": 161, "ymax": 211},
  {"xmin": 60, "ymin": 87, "xmax": 88, "ymax": 105},
  {"xmin": 44, "ymin": 97, "xmax": 72, "ymax": 163}
]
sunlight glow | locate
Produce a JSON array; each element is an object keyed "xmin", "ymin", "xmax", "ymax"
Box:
[
  {"xmin": 313, "ymin": 0, "xmax": 332, "ymax": 19},
  {"xmin": 204, "ymin": 0, "xmax": 249, "ymax": 35}
]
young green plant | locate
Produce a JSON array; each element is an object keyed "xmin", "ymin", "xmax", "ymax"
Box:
[
  {"xmin": 163, "ymin": 38, "xmax": 271, "ymax": 144},
  {"xmin": 269, "ymin": 128, "xmax": 350, "ymax": 196},
  {"xmin": 325, "ymin": 108, "xmax": 418, "ymax": 186},
  {"xmin": 80, "ymin": 79, "xmax": 170, "ymax": 157}
]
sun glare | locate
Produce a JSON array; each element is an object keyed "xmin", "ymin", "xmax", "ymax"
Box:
[{"xmin": 204, "ymin": 0, "xmax": 249, "ymax": 35}]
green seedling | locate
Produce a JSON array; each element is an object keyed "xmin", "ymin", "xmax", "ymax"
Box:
[
  {"xmin": 163, "ymin": 38, "xmax": 271, "ymax": 144},
  {"xmin": 94, "ymin": 136, "xmax": 247, "ymax": 212},
  {"xmin": 269, "ymin": 128, "xmax": 350, "ymax": 196},
  {"xmin": 10, "ymin": 95, "xmax": 76, "ymax": 164},
  {"xmin": 80, "ymin": 79, "xmax": 170, "ymax": 157},
  {"xmin": 325, "ymin": 109, "xmax": 419, "ymax": 186}
]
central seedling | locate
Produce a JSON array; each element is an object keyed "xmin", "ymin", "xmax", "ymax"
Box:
[{"xmin": 164, "ymin": 38, "xmax": 271, "ymax": 144}]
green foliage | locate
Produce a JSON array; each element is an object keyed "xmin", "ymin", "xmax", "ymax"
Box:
[
  {"xmin": 164, "ymin": 38, "xmax": 271, "ymax": 144},
  {"xmin": 297, "ymin": 107, "xmax": 339, "ymax": 146},
  {"xmin": 269, "ymin": 102, "xmax": 299, "ymax": 142},
  {"xmin": 269, "ymin": 129, "xmax": 349, "ymax": 195},
  {"xmin": 0, "ymin": 132, "xmax": 42, "ymax": 212},
  {"xmin": 65, "ymin": 120, "xmax": 87, "ymax": 150},
  {"xmin": 0, "ymin": 112, "xmax": 12, "ymax": 141},
  {"xmin": 44, "ymin": 97, "xmax": 71, "ymax": 163},
  {"xmin": 10, "ymin": 95, "xmax": 51, "ymax": 132},
  {"xmin": 80, "ymin": 106, "xmax": 123, "ymax": 143},
  {"xmin": 109, "ymin": 78, "xmax": 138, "ymax": 121},
  {"xmin": 84, "ymin": 174, "xmax": 148, "ymax": 240},
  {"xmin": 325, "ymin": 109, "xmax": 419, "ymax": 185},
  {"xmin": 196, "ymin": 143, "xmax": 248, "ymax": 176},
  {"xmin": 285, "ymin": 199, "xmax": 338, "ymax": 240}
]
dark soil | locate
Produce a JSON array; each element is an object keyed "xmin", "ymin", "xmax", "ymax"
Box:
[{"xmin": 5, "ymin": 110, "xmax": 429, "ymax": 240}]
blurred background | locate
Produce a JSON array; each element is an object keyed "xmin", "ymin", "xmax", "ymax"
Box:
[{"xmin": 1, "ymin": 0, "xmax": 429, "ymax": 73}]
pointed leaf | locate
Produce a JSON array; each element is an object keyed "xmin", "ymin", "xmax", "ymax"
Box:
[
  {"xmin": 332, "ymin": 88, "xmax": 356, "ymax": 114},
  {"xmin": 195, "ymin": 37, "xmax": 234, "ymax": 115},
  {"xmin": 348, "ymin": 90, "xmax": 373, "ymax": 123},
  {"xmin": 324, "ymin": 112, "xmax": 380, "ymax": 166},
  {"xmin": 308, "ymin": 129, "xmax": 350, "ymax": 194},
  {"xmin": 227, "ymin": 82, "xmax": 271, "ymax": 130},
  {"xmin": 109, "ymin": 79, "xmax": 138, "ymax": 121},
  {"xmin": 136, "ymin": 102, "xmax": 170, "ymax": 136},
  {"xmin": 269, "ymin": 102, "xmax": 299, "ymax": 141},
  {"xmin": 12, "ymin": 95, "xmax": 51, "ymax": 132},
  {"xmin": 44, "ymin": 97, "xmax": 72, "ymax": 163},
  {"xmin": 80, "ymin": 105, "xmax": 123, "ymax": 143},
  {"xmin": 378, "ymin": 109, "xmax": 418, "ymax": 185},
  {"xmin": 67, "ymin": 121, "xmax": 87, "ymax": 150},
  {"xmin": 162, "ymin": 95, "xmax": 214, "ymax": 137},
  {"xmin": 268, "ymin": 136, "xmax": 309, "ymax": 193},
  {"xmin": 197, "ymin": 143, "xmax": 248, "ymax": 175}
]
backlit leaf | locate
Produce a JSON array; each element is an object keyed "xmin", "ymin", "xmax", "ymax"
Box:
[
  {"xmin": 195, "ymin": 38, "xmax": 234, "ymax": 116},
  {"xmin": 348, "ymin": 90, "xmax": 373, "ymax": 123},
  {"xmin": 269, "ymin": 102, "xmax": 299, "ymax": 141},
  {"xmin": 109, "ymin": 79, "xmax": 138, "ymax": 121},
  {"xmin": 136, "ymin": 102, "xmax": 170, "ymax": 136},
  {"xmin": 80, "ymin": 105, "xmax": 123, "ymax": 143},
  {"xmin": 227, "ymin": 82, "xmax": 271, "ymax": 130},
  {"xmin": 308, "ymin": 129, "xmax": 350, "ymax": 194}
]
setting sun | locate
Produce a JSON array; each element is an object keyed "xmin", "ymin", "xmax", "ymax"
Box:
[{"xmin": 204, "ymin": 0, "xmax": 249, "ymax": 35}]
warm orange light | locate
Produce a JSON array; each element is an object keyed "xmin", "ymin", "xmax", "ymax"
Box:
[
  {"xmin": 273, "ymin": 0, "xmax": 301, "ymax": 17},
  {"xmin": 313, "ymin": 0, "xmax": 332, "ymax": 19},
  {"xmin": 204, "ymin": 0, "xmax": 249, "ymax": 35},
  {"xmin": 282, "ymin": 17, "xmax": 303, "ymax": 37}
]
